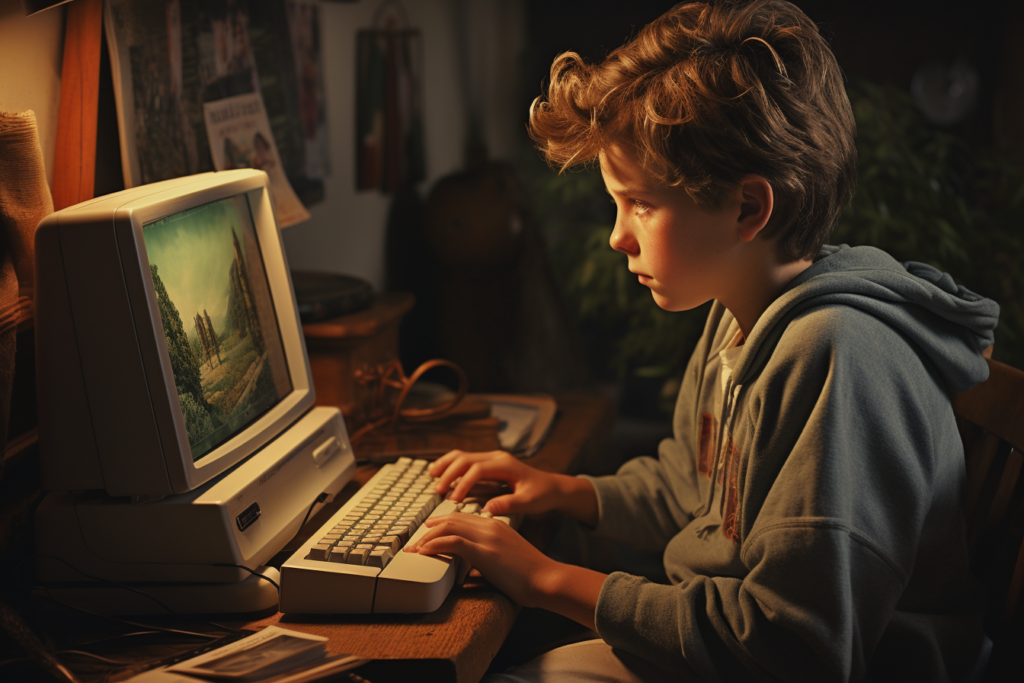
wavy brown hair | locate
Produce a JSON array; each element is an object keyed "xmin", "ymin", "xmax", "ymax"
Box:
[{"xmin": 528, "ymin": 0, "xmax": 857, "ymax": 262}]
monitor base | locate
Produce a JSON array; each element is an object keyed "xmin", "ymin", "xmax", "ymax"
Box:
[{"xmin": 35, "ymin": 566, "xmax": 281, "ymax": 615}]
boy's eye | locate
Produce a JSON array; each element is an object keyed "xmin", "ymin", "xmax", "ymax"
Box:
[
  {"xmin": 609, "ymin": 195, "xmax": 653, "ymax": 216},
  {"xmin": 629, "ymin": 198, "xmax": 652, "ymax": 215}
]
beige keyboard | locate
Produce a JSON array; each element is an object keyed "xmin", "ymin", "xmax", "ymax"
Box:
[{"xmin": 279, "ymin": 457, "xmax": 519, "ymax": 614}]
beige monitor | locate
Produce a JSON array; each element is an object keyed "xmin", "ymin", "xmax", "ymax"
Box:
[{"xmin": 35, "ymin": 170, "xmax": 314, "ymax": 497}]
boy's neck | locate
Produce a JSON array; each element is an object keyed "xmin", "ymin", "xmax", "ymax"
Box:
[{"xmin": 721, "ymin": 253, "xmax": 814, "ymax": 339}]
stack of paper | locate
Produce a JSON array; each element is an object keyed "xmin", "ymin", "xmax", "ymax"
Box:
[{"xmin": 471, "ymin": 394, "xmax": 558, "ymax": 458}]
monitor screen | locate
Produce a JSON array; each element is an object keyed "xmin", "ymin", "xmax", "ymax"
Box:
[{"xmin": 143, "ymin": 195, "xmax": 292, "ymax": 461}]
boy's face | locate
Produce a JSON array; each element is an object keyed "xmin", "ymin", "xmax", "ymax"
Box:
[{"xmin": 601, "ymin": 144, "xmax": 743, "ymax": 312}]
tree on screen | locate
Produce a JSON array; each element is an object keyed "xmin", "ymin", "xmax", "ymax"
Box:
[{"xmin": 151, "ymin": 264, "xmax": 209, "ymax": 412}]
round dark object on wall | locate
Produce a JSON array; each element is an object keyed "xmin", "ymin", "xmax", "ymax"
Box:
[{"xmin": 291, "ymin": 271, "xmax": 374, "ymax": 324}]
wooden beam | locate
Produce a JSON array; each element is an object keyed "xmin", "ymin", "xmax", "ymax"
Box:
[{"xmin": 51, "ymin": 0, "xmax": 103, "ymax": 211}]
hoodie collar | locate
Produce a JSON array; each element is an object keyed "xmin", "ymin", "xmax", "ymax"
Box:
[{"xmin": 724, "ymin": 245, "xmax": 999, "ymax": 394}]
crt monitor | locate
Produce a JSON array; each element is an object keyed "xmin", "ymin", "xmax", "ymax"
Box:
[{"xmin": 35, "ymin": 170, "xmax": 315, "ymax": 498}]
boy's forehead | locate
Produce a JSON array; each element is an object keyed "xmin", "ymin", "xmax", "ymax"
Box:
[{"xmin": 599, "ymin": 145, "xmax": 658, "ymax": 193}]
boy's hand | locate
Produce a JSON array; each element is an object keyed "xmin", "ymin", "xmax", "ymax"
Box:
[
  {"xmin": 406, "ymin": 512, "xmax": 608, "ymax": 628},
  {"xmin": 429, "ymin": 450, "xmax": 596, "ymax": 523},
  {"xmin": 404, "ymin": 512, "xmax": 554, "ymax": 607}
]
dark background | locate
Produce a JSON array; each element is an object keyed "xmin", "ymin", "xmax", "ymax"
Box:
[{"xmin": 522, "ymin": 0, "xmax": 1023, "ymax": 151}]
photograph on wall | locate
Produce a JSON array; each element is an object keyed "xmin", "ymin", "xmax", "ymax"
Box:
[
  {"xmin": 143, "ymin": 195, "xmax": 292, "ymax": 461},
  {"xmin": 104, "ymin": 0, "xmax": 325, "ymax": 218},
  {"xmin": 286, "ymin": 0, "xmax": 331, "ymax": 180},
  {"xmin": 355, "ymin": 26, "xmax": 426, "ymax": 192},
  {"xmin": 204, "ymin": 92, "xmax": 311, "ymax": 226}
]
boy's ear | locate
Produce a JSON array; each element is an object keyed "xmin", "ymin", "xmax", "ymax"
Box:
[{"xmin": 736, "ymin": 176, "xmax": 774, "ymax": 242}]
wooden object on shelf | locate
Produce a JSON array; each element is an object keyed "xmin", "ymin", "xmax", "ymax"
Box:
[
  {"xmin": 302, "ymin": 292, "xmax": 414, "ymax": 417},
  {"xmin": 51, "ymin": 0, "xmax": 103, "ymax": 211}
]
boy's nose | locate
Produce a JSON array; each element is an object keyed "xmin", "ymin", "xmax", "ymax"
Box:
[{"xmin": 609, "ymin": 219, "xmax": 638, "ymax": 255}]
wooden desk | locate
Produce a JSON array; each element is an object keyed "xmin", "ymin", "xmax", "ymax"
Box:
[{"xmin": 241, "ymin": 393, "xmax": 613, "ymax": 683}]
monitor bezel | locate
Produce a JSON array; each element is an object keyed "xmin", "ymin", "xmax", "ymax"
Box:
[{"xmin": 114, "ymin": 171, "xmax": 314, "ymax": 494}]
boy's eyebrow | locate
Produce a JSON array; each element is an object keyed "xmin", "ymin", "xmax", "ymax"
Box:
[{"xmin": 606, "ymin": 185, "xmax": 656, "ymax": 197}]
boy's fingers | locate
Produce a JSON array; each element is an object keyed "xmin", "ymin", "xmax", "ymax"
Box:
[
  {"xmin": 434, "ymin": 454, "xmax": 479, "ymax": 495},
  {"xmin": 428, "ymin": 449, "xmax": 466, "ymax": 477},
  {"xmin": 450, "ymin": 463, "xmax": 491, "ymax": 501},
  {"xmin": 408, "ymin": 514, "xmax": 482, "ymax": 552},
  {"xmin": 440, "ymin": 458, "xmax": 519, "ymax": 500},
  {"xmin": 414, "ymin": 535, "xmax": 479, "ymax": 560},
  {"xmin": 429, "ymin": 449, "xmax": 505, "ymax": 478},
  {"xmin": 482, "ymin": 492, "xmax": 523, "ymax": 515}
]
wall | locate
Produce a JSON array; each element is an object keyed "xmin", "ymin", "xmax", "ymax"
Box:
[
  {"xmin": 282, "ymin": 0, "xmax": 529, "ymax": 289},
  {"xmin": 0, "ymin": 0, "xmax": 529, "ymax": 291},
  {"xmin": 0, "ymin": 0, "xmax": 63, "ymax": 187}
]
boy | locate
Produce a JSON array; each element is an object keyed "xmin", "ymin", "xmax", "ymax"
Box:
[{"xmin": 406, "ymin": 1, "xmax": 998, "ymax": 680}]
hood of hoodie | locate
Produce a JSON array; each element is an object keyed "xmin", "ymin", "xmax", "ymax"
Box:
[
  {"xmin": 690, "ymin": 244, "xmax": 1000, "ymax": 521},
  {"xmin": 734, "ymin": 244, "xmax": 999, "ymax": 395}
]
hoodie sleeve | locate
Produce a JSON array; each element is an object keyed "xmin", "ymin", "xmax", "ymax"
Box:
[
  {"xmin": 577, "ymin": 305, "xmax": 727, "ymax": 550},
  {"xmin": 592, "ymin": 305, "xmax": 975, "ymax": 682}
]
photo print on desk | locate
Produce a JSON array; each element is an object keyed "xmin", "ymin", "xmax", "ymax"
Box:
[{"xmin": 103, "ymin": 0, "xmax": 328, "ymax": 222}]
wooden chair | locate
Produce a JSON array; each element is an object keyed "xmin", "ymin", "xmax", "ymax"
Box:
[{"xmin": 952, "ymin": 357, "xmax": 1024, "ymax": 681}]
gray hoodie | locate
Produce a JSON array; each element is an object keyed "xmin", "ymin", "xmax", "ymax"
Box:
[{"xmin": 584, "ymin": 245, "xmax": 998, "ymax": 682}]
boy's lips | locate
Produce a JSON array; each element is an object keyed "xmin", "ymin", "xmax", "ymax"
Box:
[{"xmin": 631, "ymin": 269, "xmax": 652, "ymax": 284}]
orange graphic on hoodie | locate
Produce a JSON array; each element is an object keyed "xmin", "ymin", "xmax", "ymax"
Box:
[{"xmin": 698, "ymin": 413, "xmax": 715, "ymax": 477}]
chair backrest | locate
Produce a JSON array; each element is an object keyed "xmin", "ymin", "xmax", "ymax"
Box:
[{"xmin": 952, "ymin": 357, "xmax": 1024, "ymax": 640}]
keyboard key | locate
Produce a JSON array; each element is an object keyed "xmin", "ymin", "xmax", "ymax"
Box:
[
  {"xmin": 367, "ymin": 547, "xmax": 394, "ymax": 568},
  {"xmin": 379, "ymin": 535, "xmax": 401, "ymax": 553},
  {"xmin": 390, "ymin": 524, "xmax": 412, "ymax": 544},
  {"xmin": 308, "ymin": 542, "xmax": 333, "ymax": 561},
  {"xmin": 328, "ymin": 546, "xmax": 350, "ymax": 563},
  {"xmin": 347, "ymin": 547, "xmax": 369, "ymax": 565}
]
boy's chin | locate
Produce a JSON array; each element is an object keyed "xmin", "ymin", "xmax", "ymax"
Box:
[{"xmin": 651, "ymin": 290, "xmax": 706, "ymax": 313}]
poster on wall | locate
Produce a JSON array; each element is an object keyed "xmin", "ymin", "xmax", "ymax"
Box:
[
  {"xmin": 203, "ymin": 92, "xmax": 310, "ymax": 227},
  {"xmin": 103, "ymin": 0, "xmax": 329, "ymax": 225},
  {"xmin": 355, "ymin": 23, "xmax": 426, "ymax": 193}
]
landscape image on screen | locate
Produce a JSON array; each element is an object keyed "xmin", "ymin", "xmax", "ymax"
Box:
[{"xmin": 144, "ymin": 196, "xmax": 292, "ymax": 461}]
